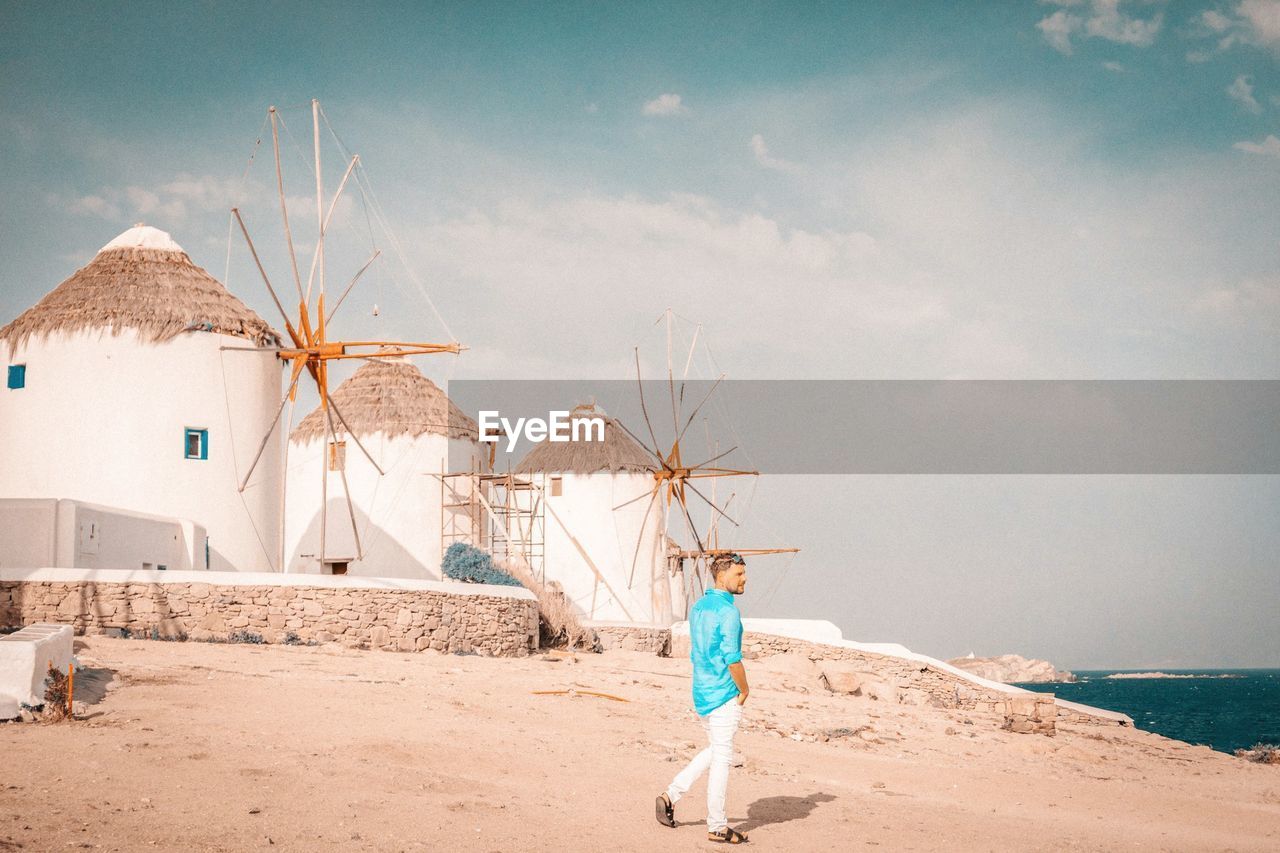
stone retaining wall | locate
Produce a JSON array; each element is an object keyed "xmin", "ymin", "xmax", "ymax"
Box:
[
  {"xmin": 589, "ymin": 623, "xmax": 671, "ymax": 654},
  {"xmin": 0, "ymin": 572, "xmax": 539, "ymax": 657}
]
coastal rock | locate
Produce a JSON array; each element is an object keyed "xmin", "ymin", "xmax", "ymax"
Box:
[
  {"xmin": 860, "ymin": 680, "xmax": 899, "ymax": 703},
  {"xmin": 817, "ymin": 661, "xmax": 865, "ymax": 695},
  {"xmin": 947, "ymin": 653, "xmax": 1075, "ymax": 684},
  {"xmin": 754, "ymin": 653, "xmax": 822, "ymax": 691}
]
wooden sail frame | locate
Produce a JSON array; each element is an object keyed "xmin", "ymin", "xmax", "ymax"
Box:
[
  {"xmin": 226, "ymin": 99, "xmax": 462, "ymax": 572},
  {"xmin": 614, "ymin": 309, "xmax": 799, "ymax": 618}
]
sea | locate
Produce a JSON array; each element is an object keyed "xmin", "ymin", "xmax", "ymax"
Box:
[{"xmin": 1017, "ymin": 669, "xmax": 1280, "ymax": 754}]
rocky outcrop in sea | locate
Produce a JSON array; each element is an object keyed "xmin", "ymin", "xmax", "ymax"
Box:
[{"xmin": 946, "ymin": 653, "xmax": 1076, "ymax": 684}]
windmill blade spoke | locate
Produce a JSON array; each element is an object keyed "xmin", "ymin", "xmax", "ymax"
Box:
[
  {"xmin": 232, "ymin": 208, "xmax": 302, "ymax": 343},
  {"xmin": 682, "ymin": 322, "xmax": 701, "ymax": 379},
  {"xmin": 304, "ymin": 154, "xmax": 361, "ymax": 305},
  {"xmin": 685, "ymin": 481, "xmax": 739, "ymax": 528},
  {"xmin": 626, "ymin": 487, "xmax": 661, "ymax": 588},
  {"xmin": 238, "ymin": 370, "xmax": 304, "ymax": 493},
  {"xmin": 612, "ymin": 416, "xmax": 665, "ymax": 468},
  {"xmin": 634, "ymin": 348, "xmax": 663, "ymax": 460},
  {"xmin": 690, "ymin": 467, "xmax": 759, "ymax": 477},
  {"xmin": 669, "ymin": 369, "xmax": 679, "ymax": 437},
  {"xmin": 612, "ymin": 486, "xmax": 656, "ymax": 512},
  {"xmin": 326, "ymin": 250, "xmax": 381, "ymax": 324},
  {"xmin": 690, "ymin": 445, "xmax": 738, "ymax": 470},
  {"xmin": 269, "ymin": 107, "xmax": 306, "ymax": 305},
  {"xmin": 327, "ymin": 396, "xmax": 385, "ymax": 476},
  {"xmin": 323, "ymin": 402, "xmax": 363, "ymax": 560},
  {"xmin": 677, "ymin": 495, "xmax": 706, "ymax": 556},
  {"xmin": 676, "ymin": 373, "xmax": 726, "ymax": 445}
]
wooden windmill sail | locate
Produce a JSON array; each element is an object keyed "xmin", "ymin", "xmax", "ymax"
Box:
[
  {"xmin": 617, "ymin": 309, "xmax": 798, "ymax": 612},
  {"xmin": 225, "ymin": 100, "xmax": 462, "ymax": 571}
]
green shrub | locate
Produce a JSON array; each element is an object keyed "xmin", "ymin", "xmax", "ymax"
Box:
[{"xmin": 441, "ymin": 542, "xmax": 520, "ymax": 586}]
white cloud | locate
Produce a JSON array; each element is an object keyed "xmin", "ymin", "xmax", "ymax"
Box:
[
  {"xmin": 1084, "ymin": 0, "xmax": 1162, "ymax": 47},
  {"xmin": 1037, "ymin": 1, "xmax": 1162, "ymax": 55},
  {"xmin": 1236, "ymin": 0, "xmax": 1280, "ymax": 50},
  {"xmin": 749, "ymin": 134, "xmax": 803, "ymax": 174},
  {"xmin": 642, "ymin": 93, "xmax": 687, "ymax": 116},
  {"xmin": 1234, "ymin": 134, "xmax": 1280, "ymax": 156},
  {"xmin": 1202, "ymin": 9, "xmax": 1233, "ymax": 32},
  {"xmin": 1227, "ymin": 74, "xmax": 1263, "ymax": 113},
  {"xmin": 161, "ymin": 174, "xmax": 246, "ymax": 210},
  {"xmin": 58, "ymin": 173, "xmax": 254, "ymax": 228},
  {"xmin": 1102, "ymin": 60, "xmax": 1126, "ymax": 72},
  {"xmin": 1189, "ymin": 1, "xmax": 1280, "ymax": 59},
  {"xmin": 67, "ymin": 194, "xmax": 121, "ymax": 220},
  {"xmin": 1189, "ymin": 276, "xmax": 1280, "ymax": 333},
  {"xmin": 1038, "ymin": 10, "xmax": 1082, "ymax": 54},
  {"xmin": 405, "ymin": 194, "xmax": 929, "ymax": 378}
]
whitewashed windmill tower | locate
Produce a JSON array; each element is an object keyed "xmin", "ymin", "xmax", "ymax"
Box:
[
  {"xmin": 514, "ymin": 403, "xmax": 681, "ymax": 626},
  {"xmin": 283, "ymin": 353, "xmax": 486, "ymax": 577},
  {"xmin": 224, "ymin": 99, "xmax": 466, "ymax": 576},
  {"xmin": 0, "ymin": 224, "xmax": 284, "ymax": 571}
]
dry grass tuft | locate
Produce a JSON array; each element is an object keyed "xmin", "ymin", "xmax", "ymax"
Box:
[
  {"xmin": 41, "ymin": 663, "xmax": 71, "ymax": 723},
  {"xmin": 499, "ymin": 557, "xmax": 600, "ymax": 652},
  {"xmin": 1235, "ymin": 744, "xmax": 1280, "ymax": 764}
]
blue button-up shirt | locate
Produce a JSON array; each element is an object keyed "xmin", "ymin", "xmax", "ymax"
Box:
[{"xmin": 689, "ymin": 588, "xmax": 744, "ymax": 715}]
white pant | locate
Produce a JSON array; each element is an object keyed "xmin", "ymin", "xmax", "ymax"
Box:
[{"xmin": 666, "ymin": 698, "xmax": 742, "ymax": 832}]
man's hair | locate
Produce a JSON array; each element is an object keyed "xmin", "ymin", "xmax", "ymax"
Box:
[{"xmin": 709, "ymin": 552, "xmax": 745, "ymax": 577}]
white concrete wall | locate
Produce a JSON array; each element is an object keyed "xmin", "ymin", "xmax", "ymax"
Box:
[
  {"xmin": 0, "ymin": 499, "xmax": 58, "ymax": 567},
  {"xmin": 284, "ymin": 433, "xmax": 486, "ymax": 578},
  {"xmin": 0, "ymin": 623, "xmax": 73, "ymax": 713},
  {"xmin": 0, "ymin": 566, "xmax": 536, "ymax": 600},
  {"xmin": 0, "ymin": 329, "xmax": 282, "ymax": 572},
  {"xmin": 0, "ymin": 498, "xmax": 205, "ymax": 570},
  {"xmin": 535, "ymin": 471, "xmax": 681, "ymax": 626}
]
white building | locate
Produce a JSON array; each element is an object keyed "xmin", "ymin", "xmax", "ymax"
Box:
[
  {"xmin": 283, "ymin": 355, "xmax": 486, "ymax": 577},
  {"xmin": 0, "ymin": 225, "xmax": 283, "ymax": 571},
  {"xmin": 515, "ymin": 404, "xmax": 682, "ymax": 626}
]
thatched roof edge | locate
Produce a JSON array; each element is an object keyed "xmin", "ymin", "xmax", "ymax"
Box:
[
  {"xmin": 291, "ymin": 358, "xmax": 479, "ymax": 443},
  {"xmin": 0, "ymin": 245, "xmax": 280, "ymax": 355}
]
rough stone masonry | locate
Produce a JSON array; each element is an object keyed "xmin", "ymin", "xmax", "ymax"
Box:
[{"xmin": 0, "ymin": 579, "xmax": 539, "ymax": 657}]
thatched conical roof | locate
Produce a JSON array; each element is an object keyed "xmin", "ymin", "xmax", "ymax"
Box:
[
  {"xmin": 0, "ymin": 225, "xmax": 280, "ymax": 354},
  {"xmin": 292, "ymin": 356, "xmax": 478, "ymax": 443},
  {"xmin": 515, "ymin": 403, "xmax": 656, "ymax": 475}
]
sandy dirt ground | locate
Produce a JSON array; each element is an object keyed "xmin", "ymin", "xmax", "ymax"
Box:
[{"xmin": 2, "ymin": 637, "xmax": 1279, "ymax": 852}]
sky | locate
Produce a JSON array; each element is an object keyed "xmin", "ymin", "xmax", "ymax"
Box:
[{"xmin": 1, "ymin": 1, "xmax": 1277, "ymax": 667}]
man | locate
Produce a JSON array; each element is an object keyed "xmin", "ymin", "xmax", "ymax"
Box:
[{"xmin": 655, "ymin": 553, "xmax": 750, "ymax": 844}]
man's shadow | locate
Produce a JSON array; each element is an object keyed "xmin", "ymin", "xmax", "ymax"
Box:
[{"xmin": 735, "ymin": 792, "xmax": 836, "ymax": 833}]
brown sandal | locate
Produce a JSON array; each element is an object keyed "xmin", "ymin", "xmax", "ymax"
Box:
[
  {"xmin": 655, "ymin": 793, "xmax": 675, "ymax": 827},
  {"xmin": 709, "ymin": 826, "xmax": 749, "ymax": 844}
]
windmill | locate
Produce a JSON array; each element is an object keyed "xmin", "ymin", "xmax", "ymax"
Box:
[
  {"xmin": 615, "ymin": 309, "xmax": 798, "ymax": 615},
  {"xmin": 224, "ymin": 100, "xmax": 462, "ymax": 571}
]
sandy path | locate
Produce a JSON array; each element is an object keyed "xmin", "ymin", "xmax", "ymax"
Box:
[{"xmin": 2, "ymin": 637, "xmax": 1278, "ymax": 851}]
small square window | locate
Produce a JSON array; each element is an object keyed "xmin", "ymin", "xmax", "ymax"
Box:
[
  {"xmin": 7, "ymin": 364, "xmax": 25, "ymax": 390},
  {"xmin": 549, "ymin": 475, "xmax": 563, "ymax": 497},
  {"xmin": 184, "ymin": 428, "xmax": 208, "ymax": 460}
]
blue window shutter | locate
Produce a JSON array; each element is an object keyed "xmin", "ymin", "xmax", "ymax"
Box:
[
  {"xmin": 184, "ymin": 428, "xmax": 208, "ymax": 460},
  {"xmin": 7, "ymin": 365, "xmax": 25, "ymax": 389}
]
